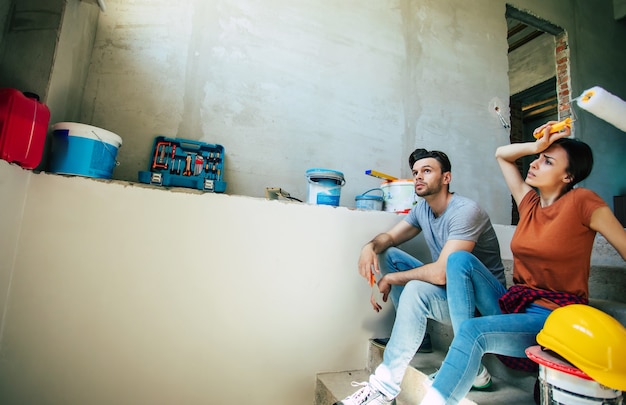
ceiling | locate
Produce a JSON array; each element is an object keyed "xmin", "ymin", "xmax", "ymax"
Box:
[{"xmin": 506, "ymin": 17, "xmax": 546, "ymax": 53}]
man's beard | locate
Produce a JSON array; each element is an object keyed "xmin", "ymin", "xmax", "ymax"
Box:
[{"xmin": 415, "ymin": 181, "xmax": 443, "ymax": 198}]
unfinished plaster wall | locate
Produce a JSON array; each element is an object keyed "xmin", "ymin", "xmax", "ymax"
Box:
[
  {"xmin": 567, "ymin": 1, "xmax": 626, "ymax": 201},
  {"xmin": 79, "ymin": 0, "xmax": 513, "ymax": 222},
  {"xmin": 0, "ymin": 0, "xmax": 63, "ymax": 98},
  {"xmin": 508, "ymin": 33, "xmax": 555, "ymax": 96}
]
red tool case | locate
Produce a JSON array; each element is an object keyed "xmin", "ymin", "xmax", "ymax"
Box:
[{"xmin": 0, "ymin": 88, "xmax": 51, "ymax": 169}]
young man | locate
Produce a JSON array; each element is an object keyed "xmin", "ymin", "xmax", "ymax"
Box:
[{"xmin": 336, "ymin": 149, "xmax": 506, "ymax": 405}]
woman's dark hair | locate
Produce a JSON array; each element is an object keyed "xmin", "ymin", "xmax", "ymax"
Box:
[
  {"xmin": 553, "ymin": 138, "xmax": 593, "ymax": 190},
  {"xmin": 409, "ymin": 149, "xmax": 451, "ymax": 173}
]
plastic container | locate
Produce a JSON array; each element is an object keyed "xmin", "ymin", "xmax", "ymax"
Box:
[
  {"xmin": 526, "ymin": 346, "xmax": 623, "ymax": 405},
  {"xmin": 355, "ymin": 188, "xmax": 384, "ymax": 210},
  {"xmin": 381, "ymin": 179, "xmax": 417, "ymax": 213},
  {"xmin": 49, "ymin": 122, "xmax": 122, "ymax": 179},
  {"xmin": 0, "ymin": 88, "xmax": 50, "ymax": 169},
  {"xmin": 305, "ymin": 168, "xmax": 345, "ymax": 206}
]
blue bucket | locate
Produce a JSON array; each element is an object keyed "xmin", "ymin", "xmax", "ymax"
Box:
[
  {"xmin": 49, "ymin": 122, "xmax": 123, "ymax": 179},
  {"xmin": 355, "ymin": 188, "xmax": 384, "ymax": 210},
  {"xmin": 305, "ymin": 168, "xmax": 345, "ymax": 206}
]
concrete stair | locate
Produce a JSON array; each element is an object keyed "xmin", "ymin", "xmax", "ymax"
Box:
[
  {"xmin": 315, "ymin": 331, "xmax": 538, "ymax": 405},
  {"xmin": 314, "ymin": 255, "xmax": 626, "ymax": 405}
]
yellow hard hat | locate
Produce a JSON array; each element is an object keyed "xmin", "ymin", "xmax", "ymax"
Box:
[{"xmin": 537, "ymin": 304, "xmax": 626, "ymax": 391}]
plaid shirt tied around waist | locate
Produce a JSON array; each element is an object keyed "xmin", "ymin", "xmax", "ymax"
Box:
[{"xmin": 495, "ymin": 285, "xmax": 588, "ymax": 372}]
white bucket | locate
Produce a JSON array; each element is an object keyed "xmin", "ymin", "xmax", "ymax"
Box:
[
  {"xmin": 305, "ymin": 168, "xmax": 345, "ymax": 206},
  {"xmin": 539, "ymin": 364, "xmax": 623, "ymax": 404},
  {"xmin": 381, "ymin": 179, "xmax": 418, "ymax": 213},
  {"xmin": 355, "ymin": 188, "xmax": 384, "ymax": 211},
  {"xmin": 526, "ymin": 346, "xmax": 623, "ymax": 405}
]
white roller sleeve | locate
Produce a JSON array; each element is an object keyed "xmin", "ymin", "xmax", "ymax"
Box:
[{"xmin": 576, "ymin": 86, "xmax": 626, "ymax": 132}]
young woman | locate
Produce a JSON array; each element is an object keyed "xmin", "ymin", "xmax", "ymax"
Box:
[{"xmin": 420, "ymin": 121, "xmax": 626, "ymax": 405}]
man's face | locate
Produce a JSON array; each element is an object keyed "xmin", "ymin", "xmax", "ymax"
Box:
[{"xmin": 411, "ymin": 157, "xmax": 449, "ymax": 197}]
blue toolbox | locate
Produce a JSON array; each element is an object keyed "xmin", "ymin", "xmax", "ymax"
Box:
[{"xmin": 138, "ymin": 136, "xmax": 227, "ymax": 192}]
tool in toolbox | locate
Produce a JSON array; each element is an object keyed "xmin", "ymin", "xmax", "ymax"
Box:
[
  {"xmin": 138, "ymin": 136, "xmax": 227, "ymax": 192},
  {"xmin": 152, "ymin": 141, "xmax": 170, "ymax": 169},
  {"xmin": 0, "ymin": 88, "xmax": 51, "ymax": 169}
]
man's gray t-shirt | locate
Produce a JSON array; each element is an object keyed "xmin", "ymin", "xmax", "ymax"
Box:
[{"xmin": 404, "ymin": 193, "xmax": 505, "ymax": 285}]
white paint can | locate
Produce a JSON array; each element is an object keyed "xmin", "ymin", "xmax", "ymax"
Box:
[{"xmin": 381, "ymin": 179, "xmax": 418, "ymax": 213}]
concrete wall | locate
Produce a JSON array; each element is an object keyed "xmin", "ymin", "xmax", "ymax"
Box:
[
  {"xmin": 508, "ymin": 33, "xmax": 555, "ymax": 96},
  {"xmin": 0, "ymin": 0, "xmax": 64, "ymax": 97},
  {"xmin": 2, "ymin": 0, "xmax": 625, "ymax": 223},
  {"xmin": 75, "ymin": 0, "xmax": 514, "ymax": 222},
  {"xmin": 77, "ymin": 0, "xmax": 626, "ymax": 223}
]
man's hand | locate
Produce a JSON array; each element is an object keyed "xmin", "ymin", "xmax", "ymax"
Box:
[
  {"xmin": 370, "ymin": 275, "xmax": 391, "ymax": 312},
  {"xmin": 358, "ymin": 243, "xmax": 379, "ymax": 280}
]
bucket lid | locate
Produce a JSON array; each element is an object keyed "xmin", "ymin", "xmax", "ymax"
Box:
[
  {"xmin": 355, "ymin": 188, "xmax": 384, "ymax": 201},
  {"xmin": 306, "ymin": 168, "xmax": 345, "ymax": 184},
  {"xmin": 52, "ymin": 122, "xmax": 123, "ymax": 147}
]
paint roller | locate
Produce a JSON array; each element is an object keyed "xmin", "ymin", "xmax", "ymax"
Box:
[
  {"xmin": 533, "ymin": 86, "xmax": 626, "ymax": 139},
  {"xmin": 576, "ymin": 86, "xmax": 626, "ymax": 132}
]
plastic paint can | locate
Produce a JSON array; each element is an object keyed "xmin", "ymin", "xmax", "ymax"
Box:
[
  {"xmin": 355, "ymin": 188, "xmax": 384, "ymax": 211},
  {"xmin": 381, "ymin": 179, "xmax": 417, "ymax": 213},
  {"xmin": 305, "ymin": 168, "xmax": 345, "ymax": 206},
  {"xmin": 49, "ymin": 122, "xmax": 122, "ymax": 179}
]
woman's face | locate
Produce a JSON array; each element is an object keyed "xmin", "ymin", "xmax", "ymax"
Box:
[{"xmin": 525, "ymin": 144, "xmax": 571, "ymax": 190}]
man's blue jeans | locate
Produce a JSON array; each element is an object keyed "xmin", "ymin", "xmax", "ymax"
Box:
[
  {"xmin": 368, "ymin": 247, "xmax": 450, "ymax": 398},
  {"xmin": 430, "ymin": 251, "xmax": 551, "ymax": 404}
]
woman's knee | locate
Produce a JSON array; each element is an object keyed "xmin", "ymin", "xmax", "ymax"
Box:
[{"xmin": 447, "ymin": 250, "xmax": 474, "ymax": 276}]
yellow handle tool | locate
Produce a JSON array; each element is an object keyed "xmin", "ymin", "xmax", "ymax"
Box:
[
  {"xmin": 533, "ymin": 117, "xmax": 573, "ymax": 139},
  {"xmin": 365, "ymin": 170, "xmax": 398, "ymax": 181}
]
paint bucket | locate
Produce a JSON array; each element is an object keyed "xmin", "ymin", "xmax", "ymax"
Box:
[
  {"xmin": 305, "ymin": 168, "xmax": 345, "ymax": 206},
  {"xmin": 49, "ymin": 122, "xmax": 123, "ymax": 179},
  {"xmin": 526, "ymin": 346, "xmax": 623, "ymax": 405},
  {"xmin": 381, "ymin": 179, "xmax": 417, "ymax": 213},
  {"xmin": 355, "ymin": 188, "xmax": 384, "ymax": 211}
]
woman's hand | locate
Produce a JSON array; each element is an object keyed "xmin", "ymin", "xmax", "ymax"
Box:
[{"xmin": 533, "ymin": 121, "xmax": 572, "ymax": 152}]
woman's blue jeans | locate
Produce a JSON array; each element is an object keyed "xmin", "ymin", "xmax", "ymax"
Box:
[{"xmin": 430, "ymin": 251, "xmax": 551, "ymax": 404}]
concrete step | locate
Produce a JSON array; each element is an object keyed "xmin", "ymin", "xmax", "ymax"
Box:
[{"xmin": 315, "ymin": 340, "xmax": 537, "ymax": 405}]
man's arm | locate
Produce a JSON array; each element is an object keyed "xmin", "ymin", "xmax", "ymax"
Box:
[
  {"xmin": 381, "ymin": 239, "xmax": 476, "ymax": 287},
  {"xmin": 358, "ymin": 220, "xmax": 420, "ymax": 280}
]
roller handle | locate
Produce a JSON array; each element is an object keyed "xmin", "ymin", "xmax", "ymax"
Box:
[{"xmin": 533, "ymin": 117, "xmax": 572, "ymax": 139}]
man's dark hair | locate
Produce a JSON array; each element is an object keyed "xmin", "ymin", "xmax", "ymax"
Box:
[{"xmin": 409, "ymin": 149, "xmax": 452, "ymax": 173}]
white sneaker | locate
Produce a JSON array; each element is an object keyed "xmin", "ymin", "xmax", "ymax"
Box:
[
  {"xmin": 333, "ymin": 381, "xmax": 394, "ymax": 405},
  {"xmin": 472, "ymin": 364, "xmax": 492, "ymax": 390},
  {"xmin": 428, "ymin": 364, "xmax": 492, "ymax": 390}
]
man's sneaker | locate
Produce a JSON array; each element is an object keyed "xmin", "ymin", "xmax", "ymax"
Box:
[
  {"xmin": 371, "ymin": 332, "xmax": 433, "ymax": 353},
  {"xmin": 370, "ymin": 338, "xmax": 390, "ymax": 350},
  {"xmin": 428, "ymin": 364, "xmax": 492, "ymax": 390},
  {"xmin": 333, "ymin": 381, "xmax": 394, "ymax": 405}
]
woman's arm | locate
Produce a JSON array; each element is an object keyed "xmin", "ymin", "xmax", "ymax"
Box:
[
  {"xmin": 590, "ymin": 206, "xmax": 626, "ymax": 261},
  {"xmin": 494, "ymin": 122, "xmax": 570, "ymax": 206},
  {"xmin": 494, "ymin": 142, "xmax": 534, "ymax": 206}
]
